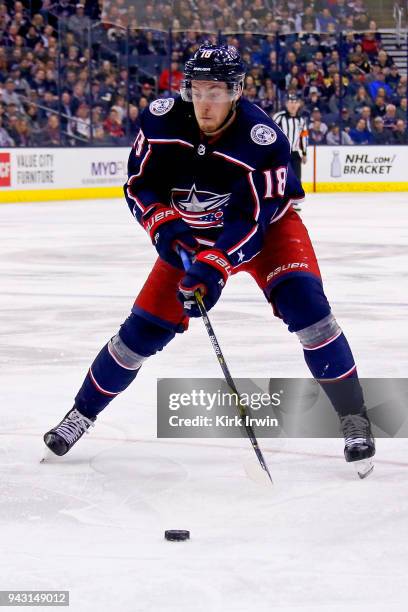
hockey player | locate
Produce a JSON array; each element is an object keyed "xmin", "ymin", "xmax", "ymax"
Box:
[{"xmin": 44, "ymin": 43, "xmax": 375, "ymax": 475}]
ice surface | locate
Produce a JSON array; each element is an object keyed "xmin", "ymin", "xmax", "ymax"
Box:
[{"xmin": 1, "ymin": 193, "xmax": 407, "ymax": 611}]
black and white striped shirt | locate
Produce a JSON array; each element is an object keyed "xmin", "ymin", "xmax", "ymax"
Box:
[{"xmin": 273, "ymin": 110, "xmax": 308, "ymax": 156}]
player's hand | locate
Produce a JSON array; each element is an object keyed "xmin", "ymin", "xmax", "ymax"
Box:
[
  {"xmin": 142, "ymin": 204, "xmax": 198, "ymax": 269},
  {"xmin": 178, "ymin": 249, "xmax": 232, "ymax": 317}
]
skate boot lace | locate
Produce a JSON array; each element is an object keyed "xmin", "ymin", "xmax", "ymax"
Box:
[
  {"xmin": 341, "ymin": 414, "xmax": 370, "ymax": 447},
  {"xmin": 55, "ymin": 409, "xmax": 95, "ymax": 445}
]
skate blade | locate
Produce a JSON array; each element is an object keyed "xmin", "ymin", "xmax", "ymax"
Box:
[
  {"xmin": 40, "ymin": 448, "xmax": 58, "ymax": 463},
  {"xmin": 353, "ymin": 458, "xmax": 374, "ymax": 479}
]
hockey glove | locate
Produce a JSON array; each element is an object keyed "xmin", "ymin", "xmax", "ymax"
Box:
[
  {"xmin": 178, "ymin": 249, "xmax": 232, "ymax": 317},
  {"xmin": 142, "ymin": 204, "xmax": 198, "ymax": 269}
]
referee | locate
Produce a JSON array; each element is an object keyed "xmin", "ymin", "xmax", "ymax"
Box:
[{"xmin": 273, "ymin": 93, "xmax": 308, "ymax": 211}]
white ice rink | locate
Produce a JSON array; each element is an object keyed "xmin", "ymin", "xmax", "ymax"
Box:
[{"xmin": 1, "ymin": 193, "xmax": 407, "ymax": 612}]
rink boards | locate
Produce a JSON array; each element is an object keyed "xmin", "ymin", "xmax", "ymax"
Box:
[{"xmin": 1, "ymin": 145, "xmax": 408, "ymax": 203}]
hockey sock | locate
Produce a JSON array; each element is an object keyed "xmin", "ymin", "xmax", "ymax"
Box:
[
  {"xmin": 274, "ymin": 277, "xmax": 364, "ymax": 416},
  {"xmin": 299, "ymin": 321, "xmax": 364, "ymax": 416},
  {"xmin": 75, "ymin": 313, "xmax": 176, "ymax": 418}
]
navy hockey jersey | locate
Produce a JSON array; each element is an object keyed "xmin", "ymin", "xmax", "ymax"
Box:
[{"xmin": 124, "ymin": 96, "xmax": 305, "ymax": 269}]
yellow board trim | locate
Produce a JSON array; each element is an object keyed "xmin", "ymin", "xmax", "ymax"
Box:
[
  {"xmin": 1, "ymin": 181, "xmax": 408, "ymax": 204},
  {"xmin": 315, "ymin": 182, "xmax": 408, "ymax": 192},
  {"xmin": 0, "ymin": 186, "xmax": 123, "ymax": 204}
]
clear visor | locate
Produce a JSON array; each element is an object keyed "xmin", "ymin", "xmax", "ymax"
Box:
[{"xmin": 180, "ymin": 80, "xmax": 242, "ymax": 103}]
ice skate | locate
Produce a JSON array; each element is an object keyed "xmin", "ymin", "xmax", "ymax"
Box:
[
  {"xmin": 43, "ymin": 407, "xmax": 96, "ymax": 456},
  {"xmin": 340, "ymin": 412, "xmax": 375, "ymax": 479}
]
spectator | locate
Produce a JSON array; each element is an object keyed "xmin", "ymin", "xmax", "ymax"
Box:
[
  {"xmin": 71, "ymin": 103, "xmax": 91, "ymax": 142},
  {"xmin": 318, "ymin": 8, "xmax": 338, "ymax": 33},
  {"xmin": 60, "ymin": 91, "xmax": 74, "ymax": 133},
  {"xmin": 368, "ymin": 70, "xmax": 392, "ymax": 101},
  {"xmin": 349, "ymin": 86, "xmax": 372, "ymax": 116},
  {"xmin": 30, "ymin": 68, "xmax": 48, "ymax": 99},
  {"xmin": 111, "ymin": 94, "xmax": 127, "ymax": 123},
  {"xmin": 158, "ymin": 60, "xmax": 184, "ymax": 94},
  {"xmin": 0, "ymin": 115, "xmax": 15, "ymax": 146},
  {"xmin": 127, "ymin": 104, "xmax": 141, "ymax": 138},
  {"xmin": 382, "ymin": 104, "xmax": 397, "ymax": 131},
  {"xmin": 377, "ymin": 49, "xmax": 394, "ymax": 70},
  {"xmin": 396, "ymin": 97, "xmax": 407, "ymax": 121},
  {"xmin": 11, "ymin": 116, "xmax": 33, "ymax": 146},
  {"xmin": 51, "ymin": 0, "xmax": 76, "ymax": 19},
  {"xmin": 386, "ymin": 65, "xmax": 401, "ymax": 91},
  {"xmin": 361, "ymin": 31, "xmax": 380, "ymax": 58},
  {"xmin": 92, "ymin": 124, "xmax": 114, "ymax": 145},
  {"xmin": 296, "ymin": 5, "xmax": 318, "ymax": 32},
  {"xmin": 90, "ymin": 105, "xmax": 104, "ymax": 133},
  {"xmin": 10, "ymin": 66, "xmax": 30, "ymax": 97},
  {"xmin": 305, "ymin": 86, "xmax": 327, "ymax": 114},
  {"xmin": 309, "ymin": 118, "xmax": 328, "ymax": 144},
  {"xmin": 138, "ymin": 82, "xmax": 156, "ymax": 103},
  {"xmin": 103, "ymin": 108, "xmax": 124, "ymax": 140},
  {"xmin": 35, "ymin": 114, "xmax": 62, "ymax": 145},
  {"xmin": 258, "ymin": 86, "xmax": 276, "ymax": 115},
  {"xmin": 71, "ymin": 82, "xmax": 88, "ymax": 115},
  {"xmin": 1, "ymin": 79, "xmax": 24, "ymax": 111},
  {"xmin": 326, "ymin": 123, "xmax": 353, "ymax": 145},
  {"xmin": 68, "ymin": 3, "xmax": 91, "ymax": 32},
  {"xmin": 371, "ymin": 116, "xmax": 391, "ymax": 144},
  {"xmin": 372, "ymin": 95, "xmax": 387, "ymax": 118},
  {"xmin": 349, "ymin": 118, "xmax": 373, "ymax": 144},
  {"xmin": 348, "ymin": 45, "xmax": 371, "ymax": 75},
  {"xmin": 337, "ymin": 107, "xmax": 354, "ymax": 132},
  {"xmin": 25, "ymin": 103, "xmax": 42, "ymax": 139},
  {"xmin": 393, "ymin": 119, "xmax": 408, "ymax": 144},
  {"xmin": 359, "ymin": 106, "xmax": 373, "ymax": 132}
]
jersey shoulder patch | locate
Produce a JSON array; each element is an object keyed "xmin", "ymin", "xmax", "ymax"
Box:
[
  {"xmin": 149, "ymin": 97, "xmax": 175, "ymax": 116},
  {"xmin": 250, "ymin": 124, "xmax": 277, "ymax": 146}
]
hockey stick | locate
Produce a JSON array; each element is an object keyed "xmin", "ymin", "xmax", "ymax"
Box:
[{"xmin": 179, "ymin": 248, "xmax": 273, "ymax": 484}]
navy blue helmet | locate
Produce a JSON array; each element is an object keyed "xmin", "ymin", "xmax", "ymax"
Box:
[{"xmin": 181, "ymin": 42, "xmax": 246, "ymax": 102}]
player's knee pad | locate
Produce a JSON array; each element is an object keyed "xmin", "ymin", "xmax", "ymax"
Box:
[
  {"xmin": 273, "ymin": 276, "xmax": 331, "ymax": 333},
  {"xmin": 118, "ymin": 312, "xmax": 176, "ymax": 359}
]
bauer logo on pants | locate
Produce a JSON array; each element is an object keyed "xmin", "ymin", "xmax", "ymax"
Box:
[{"xmin": 267, "ymin": 262, "xmax": 309, "ymax": 283}]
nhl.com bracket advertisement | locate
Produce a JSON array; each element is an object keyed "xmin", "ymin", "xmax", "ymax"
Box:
[{"xmin": 157, "ymin": 378, "xmax": 408, "ymax": 438}]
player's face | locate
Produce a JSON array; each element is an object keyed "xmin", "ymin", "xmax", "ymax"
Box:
[{"xmin": 191, "ymin": 81, "xmax": 234, "ymax": 133}]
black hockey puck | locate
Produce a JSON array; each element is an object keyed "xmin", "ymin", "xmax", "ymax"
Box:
[{"xmin": 165, "ymin": 530, "xmax": 190, "ymax": 541}]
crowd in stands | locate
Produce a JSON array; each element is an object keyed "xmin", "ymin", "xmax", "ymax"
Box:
[{"xmin": 0, "ymin": 0, "xmax": 407, "ymax": 147}]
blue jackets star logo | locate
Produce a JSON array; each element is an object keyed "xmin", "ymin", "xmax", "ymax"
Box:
[{"xmin": 171, "ymin": 184, "xmax": 231, "ymax": 228}]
